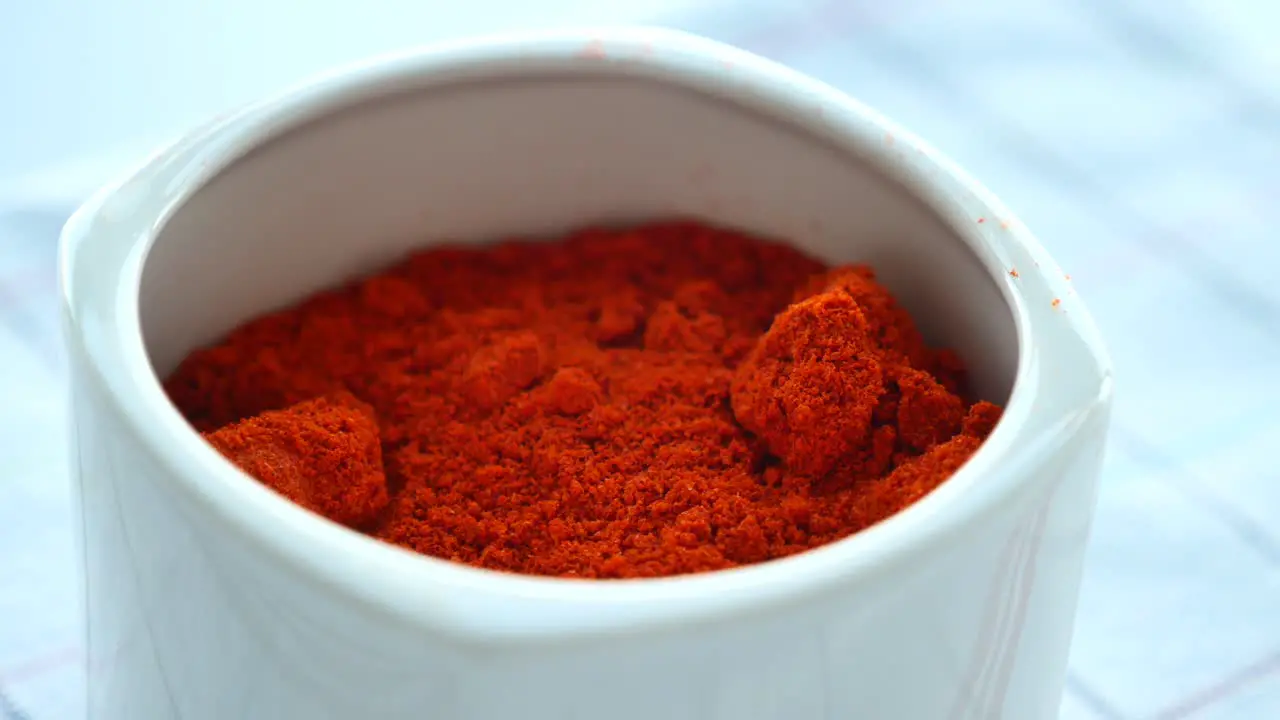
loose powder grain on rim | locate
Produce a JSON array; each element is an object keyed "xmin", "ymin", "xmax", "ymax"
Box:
[{"xmin": 167, "ymin": 220, "xmax": 1001, "ymax": 579}]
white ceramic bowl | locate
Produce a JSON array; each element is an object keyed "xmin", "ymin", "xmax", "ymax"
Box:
[{"xmin": 60, "ymin": 27, "xmax": 1112, "ymax": 720}]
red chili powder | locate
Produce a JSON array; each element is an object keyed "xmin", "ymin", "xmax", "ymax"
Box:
[{"xmin": 166, "ymin": 220, "xmax": 1001, "ymax": 578}]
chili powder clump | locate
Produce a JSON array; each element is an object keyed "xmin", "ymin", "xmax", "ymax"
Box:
[{"xmin": 167, "ymin": 220, "xmax": 1002, "ymax": 578}]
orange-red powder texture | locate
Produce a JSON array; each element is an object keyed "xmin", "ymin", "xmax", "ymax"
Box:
[{"xmin": 167, "ymin": 220, "xmax": 1002, "ymax": 579}]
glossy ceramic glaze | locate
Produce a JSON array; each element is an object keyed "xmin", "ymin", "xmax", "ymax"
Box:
[{"xmin": 59, "ymin": 27, "xmax": 1112, "ymax": 720}]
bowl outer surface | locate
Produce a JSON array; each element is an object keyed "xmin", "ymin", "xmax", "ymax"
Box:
[{"xmin": 60, "ymin": 28, "xmax": 1111, "ymax": 720}]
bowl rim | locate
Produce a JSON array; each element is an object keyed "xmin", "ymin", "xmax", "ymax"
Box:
[{"xmin": 59, "ymin": 26, "xmax": 1113, "ymax": 641}]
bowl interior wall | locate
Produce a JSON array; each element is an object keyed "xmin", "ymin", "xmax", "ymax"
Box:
[{"xmin": 141, "ymin": 74, "xmax": 1018, "ymax": 402}]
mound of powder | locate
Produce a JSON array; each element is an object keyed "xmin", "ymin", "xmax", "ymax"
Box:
[{"xmin": 168, "ymin": 221, "xmax": 1001, "ymax": 578}]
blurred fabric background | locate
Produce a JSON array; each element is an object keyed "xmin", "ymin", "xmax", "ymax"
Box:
[{"xmin": 3, "ymin": 1, "xmax": 1279, "ymax": 718}]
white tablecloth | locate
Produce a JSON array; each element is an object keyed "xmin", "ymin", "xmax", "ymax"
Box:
[{"xmin": 4, "ymin": 1, "xmax": 1279, "ymax": 717}]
